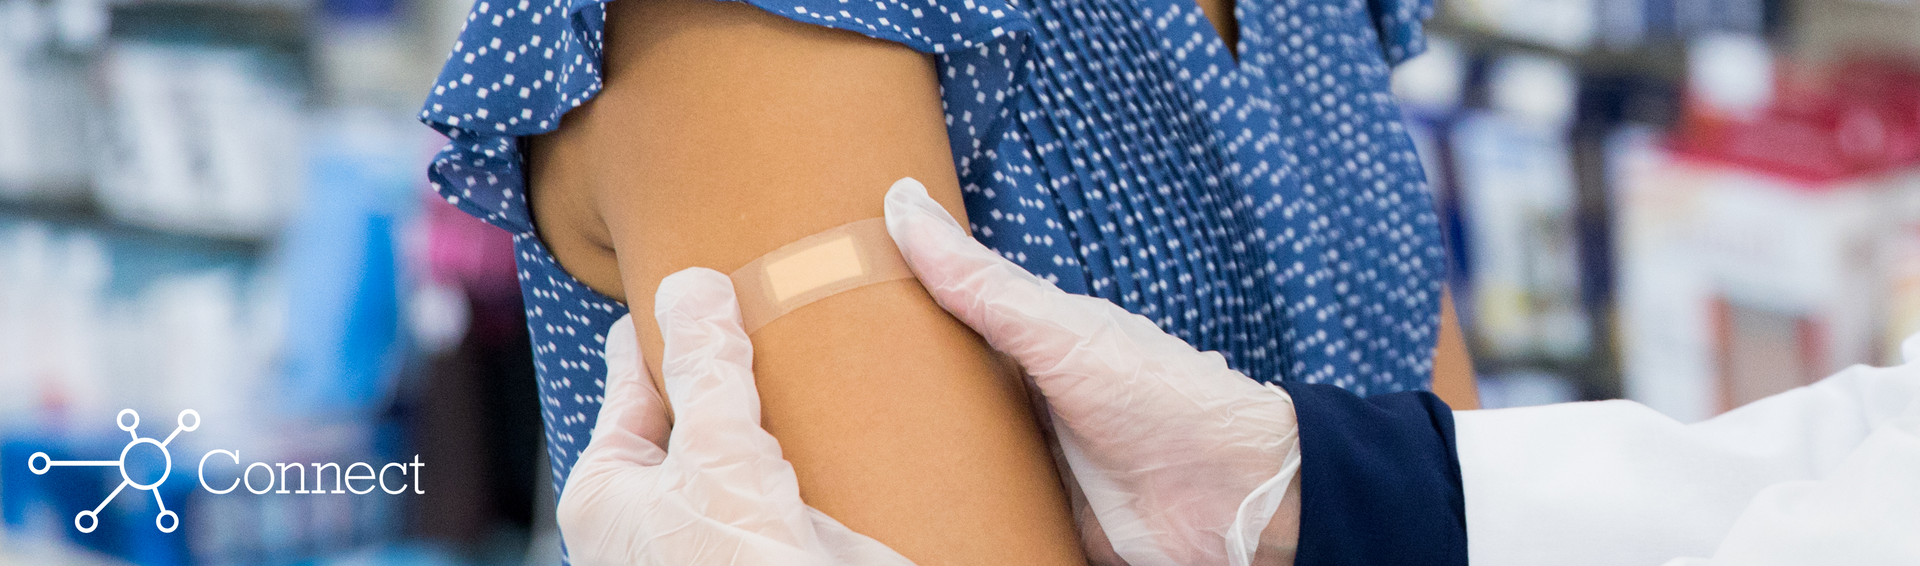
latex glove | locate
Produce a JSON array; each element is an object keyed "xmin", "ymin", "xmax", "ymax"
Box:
[
  {"xmin": 556, "ymin": 269, "xmax": 916, "ymax": 566},
  {"xmin": 882, "ymin": 178, "xmax": 1304, "ymax": 566}
]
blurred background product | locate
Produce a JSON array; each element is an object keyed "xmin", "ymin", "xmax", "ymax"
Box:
[
  {"xmin": 0, "ymin": 0, "xmax": 551, "ymax": 563},
  {"xmin": 1414, "ymin": 0, "xmax": 1920, "ymax": 414},
  {"xmin": 0, "ymin": 0, "xmax": 1917, "ymax": 563}
]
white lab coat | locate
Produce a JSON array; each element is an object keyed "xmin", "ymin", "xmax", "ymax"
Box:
[{"xmin": 1456, "ymin": 339, "xmax": 1920, "ymax": 565}]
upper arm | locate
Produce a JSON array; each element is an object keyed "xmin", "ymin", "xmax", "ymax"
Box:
[
  {"xmin": 524, "ymin": 1, "xmax": 1085, "ymax": 563},
  {"xmin": 593, "ymin": 0, "xmax": 966, "ymax": 259},
  {"xmin": 532, "ymin": 0, "xmax": 966, "ymax": 306},
  {"xmin": 527, "ymin": 0, "xmax": 977, "ymax": 401}
]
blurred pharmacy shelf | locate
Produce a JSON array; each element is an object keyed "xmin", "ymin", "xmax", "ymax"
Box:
[
  {"xmin": 1406, "ymin": 0, "xmax": 1920, "ymax": 413},
  {"xmin": 1, "ymin": 0, "xmax": 554, "ymax": 563}
]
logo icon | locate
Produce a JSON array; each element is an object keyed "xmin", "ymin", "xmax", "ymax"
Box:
[{"xmin": 28, "ymin": 409, "xmax": 199, "ymax": 533}]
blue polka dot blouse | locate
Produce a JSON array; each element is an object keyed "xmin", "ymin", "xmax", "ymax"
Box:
[{"xmin": 421, "ymin": 0, "xmax": 1444, "ymax": 498}]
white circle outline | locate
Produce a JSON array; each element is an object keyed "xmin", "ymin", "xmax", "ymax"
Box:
[
  {"xmin": 28, "ymin": 452, "xmax": 50, "ymax": 474},
  {"xmin": 119, "ymin": 438, "xmax": 172, "ymax": 490}
]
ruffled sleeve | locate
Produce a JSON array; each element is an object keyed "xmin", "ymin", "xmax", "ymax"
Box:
[{"xmin": 419, "ymin": 0, "xmax": 1035, "ymax": 233}]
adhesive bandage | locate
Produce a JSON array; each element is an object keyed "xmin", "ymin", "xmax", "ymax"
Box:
[{"xmin": 729, "ymin": 217, "xmax": 916, "ymax": 333}]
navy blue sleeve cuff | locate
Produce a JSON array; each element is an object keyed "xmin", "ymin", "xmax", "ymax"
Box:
[{"xmin": 1274, "ymin": 382, "xmax": 1467, "ymax": 566}]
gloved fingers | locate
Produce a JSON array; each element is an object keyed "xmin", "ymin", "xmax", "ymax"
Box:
[
  {"xmin": 886, "ymin": 178, "xmax": 1300, "ymax": 566},
  {"xmin": 884, "ymin": 177, "xmax": 1264, "ymax": 418},
  {"xmin": 568, "ymin": 312, "xmax": 670, "ymax": 472},
  {"xmin": 554, "ymin": 461, "xmax": 662, "ymax": 566},
  {"xmin": 557, "ymin": 314, "xmax": 673, "ymax": 566},
  {"xmin": 653, "ymin": 268, "xmax": 768, "ymax": 456},
  {"xmin": 653, "ymin": 268, "xmax": 816, "ymax": 535},
  {"xmin": 883, "ymin": 178, "xmax": 1079, "ymax": 369},
  {"xmin": 805, "ymin": 508, "xmax": 919, "ymax": 566},
  {"xmin": 584, "ymin": 313, "xmax": 671, "ymax": 462},
  {"xmin": 1057, "ymin": 440, "xmax": 1129, "ymax": 566},
  {"xmin": 884, "ymin": 178, "xmax": 1139, "ymax": 371}
]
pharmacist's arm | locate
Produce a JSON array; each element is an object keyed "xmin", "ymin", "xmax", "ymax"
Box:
[
  {"xmin": 521, "ymin": 0, "xmax": 1084, "ymax": 563},
  {"xmin": 1455, "ymin": 357, "xmax": 1920, "ymax": 566},
  {"xmin": 1665, "ymin": 391, "xmax": 1920, "ymax": 565}
]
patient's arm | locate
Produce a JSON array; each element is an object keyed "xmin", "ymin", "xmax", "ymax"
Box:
[
  {"xmin": 522, "ymin": 0, "xmax": 1086, "ymax": 563},
  {"xmin": 1431, "ymin": 289, "xmax": 1480, "ymax": 410}
]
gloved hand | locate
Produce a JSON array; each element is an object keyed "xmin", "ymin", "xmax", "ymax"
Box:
[
  {"xmin": 881, "ymin": 178, "xmax": 1304, "ymax": 566},
  {"xmin": 556, "ymin": 269, "xmax": 915, "ymax": 566}
]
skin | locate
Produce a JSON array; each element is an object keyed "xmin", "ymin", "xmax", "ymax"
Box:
[
  {"xmin": 526, "ymin": 0, "xmax": 1475, "ymax": 561},
  {"xmin": 1196, "ymin": 0, "xmax": 1240, "ymax": 62},
  {"xmin": 1432, "ymin": 290, "xmax": 1481, "ymax": 410},
  {"xmin": 525, "ymin": 0, "xmax": 1084, "ymax": 563}
]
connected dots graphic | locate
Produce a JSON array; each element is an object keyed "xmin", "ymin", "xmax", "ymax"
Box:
[{"xmin": 28, "ymin": 409, "xmax": 199, "ymax": 533}]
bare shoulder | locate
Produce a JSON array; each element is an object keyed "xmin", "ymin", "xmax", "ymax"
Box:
[{"xmin": 526, "ymin": 0, "xmax": 961, "ymax": 305}]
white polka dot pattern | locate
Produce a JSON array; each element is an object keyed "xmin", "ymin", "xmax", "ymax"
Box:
[{"xmin": 419, "ymin": 0, "xmax": 1441, "ymax": 526}]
